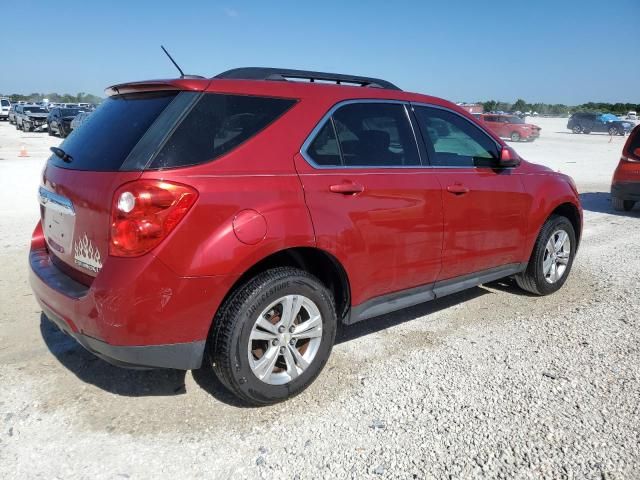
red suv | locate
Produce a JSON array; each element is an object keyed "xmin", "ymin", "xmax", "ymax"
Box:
[
  {"xmin": 611, "ymin": 124, "xmax": 640, "ymax": 211},
  {"xmin": 29, "ymin": 68, "xmax": 582, "ymax": 405},
  {"xmin": 481, "ymin": 114, "xmax": 541, "ymax": 142}
]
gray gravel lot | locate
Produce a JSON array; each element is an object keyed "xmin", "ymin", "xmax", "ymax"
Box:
[{"xmin": 0, "ymin": 118, "xmax": 639, "ymax": 479}]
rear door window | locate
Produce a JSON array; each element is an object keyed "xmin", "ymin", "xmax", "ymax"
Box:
[
  {"xmin": 414, "ymin": 106, "xmax": 499, "ymax": 167},
  {"xmin": 305, "ymin": 102, "xmax": 420, "ymax": 167}
]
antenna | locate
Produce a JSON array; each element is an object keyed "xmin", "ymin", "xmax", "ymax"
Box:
[{"xmin": 161, "ymin": 45, "xmax": 185, "ymax": 78}]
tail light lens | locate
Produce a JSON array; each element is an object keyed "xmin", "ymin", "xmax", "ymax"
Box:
[{"xmin": 109, "ymin": 180, "xmax": 198, "ymax": 257}]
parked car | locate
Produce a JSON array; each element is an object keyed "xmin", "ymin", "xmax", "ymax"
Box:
[
  {"xmin": 0, "ymin": 98, "xmax": 10, "ymax": 120},
  {"xmin": 69, "ymin": 111, "xmax": 90, "ymax": 132},
  {"xmin": 626, "ymin": 111, "xmax": 637, "ymax": 121},
  {"xmin": 48, "ymin": 107, "xmax": 83, "ymax": 137},
  {"xmin": 611, "ymin": 125, "xmax": 640, "ymax": 211},
  {"xmin": 480, "ymin": 114, "xmax": 541, "ymax": 142},
  {"xmin": 567, "ymin": 112, "xmax": 633, "ymax": 135},
  {"xmin": 15, "ymin": 104, "xmax": 49, "ymax": 131},
  {"xmin": 29, "ymin": 67, "xmax": 582, "ymax": 405},
  {"xmin": 8, "ymin": 104, "xmax": 19, "ymax": 124}
]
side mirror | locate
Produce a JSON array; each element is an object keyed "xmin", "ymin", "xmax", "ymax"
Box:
[{"xmin": 499, "ymin": 147, "xmax": 521, "ymax": 167}]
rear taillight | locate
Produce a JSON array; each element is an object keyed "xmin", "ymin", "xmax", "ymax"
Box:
[{"xmin": 109, "ymin": 180, "xmax": 198, "ymax": 257}]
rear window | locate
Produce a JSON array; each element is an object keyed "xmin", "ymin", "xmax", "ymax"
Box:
[
  {"xmin": 1, "ymin": 99, "xmax": 9, "ymax": 107},
  {"xmin": 149, "ymin": 93, "xmax": 296, "ymax": 169},
  {"xmin": 49, "ymin": 91, "xmax": 178, "ymax": 171},
  {"xmin": 49, "ymin": 91, "xmax": 295, "ymax": 171}
]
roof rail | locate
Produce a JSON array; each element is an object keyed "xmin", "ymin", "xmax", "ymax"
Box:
[{"xmin": 214, "ymin": 67, "xmax": 401, "ymax": 90}]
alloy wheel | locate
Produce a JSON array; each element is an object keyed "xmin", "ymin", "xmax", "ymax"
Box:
[
  {"xmin": 248, "ymin": 295, "xmax": 323, "ymax": 385},
  {"xmin": 543, "ymin": 229, "xmax": 571, "ymax": 284}
]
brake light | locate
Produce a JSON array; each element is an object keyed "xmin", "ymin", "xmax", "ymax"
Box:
[{"xmin": 109, "ymin": 180, "xmax": 198, "ymax": 257}]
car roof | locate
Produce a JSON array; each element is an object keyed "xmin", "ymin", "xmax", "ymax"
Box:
[{"xmin": 106, "ymin": 71, "xmax": 465, "ymax": 117}]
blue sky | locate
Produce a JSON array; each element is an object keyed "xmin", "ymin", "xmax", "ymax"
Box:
[{"xmin": 2, "ymin": 0, "xmax": 638, "ymax": 104}]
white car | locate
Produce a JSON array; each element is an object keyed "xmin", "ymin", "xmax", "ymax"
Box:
[
  {"xmin": 0, "ymin": 98, "xmax": 10, "ymax": 121},
  {"xmin": 627, "ymin": 111, "xmax": 637, "ymax": 121}
]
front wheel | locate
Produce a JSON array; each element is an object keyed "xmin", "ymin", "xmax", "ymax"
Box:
[
  {"xmin": 608, "ymin": 127, "xmax": 617, "ymax": 136},
  {"xmin": 572, "ymin": 125, "xmax": 582, "ymax": 134},
  {"xmin": 516, "ymin": 215, "xmax": 576, "ymax": 295},
  {"xmin": 210, "ymin": 267, "xmax": 337, "ymax": 406}
]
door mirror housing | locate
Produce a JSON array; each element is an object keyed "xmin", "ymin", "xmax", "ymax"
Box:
[{"xmin": 498, "ymin": 146, "xmax": 521, "ymax": 167}]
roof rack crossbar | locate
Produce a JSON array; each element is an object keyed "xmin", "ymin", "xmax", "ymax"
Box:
[{"xmin": 214, "ymin": 67, "xmax": 401, "ymax": 90}]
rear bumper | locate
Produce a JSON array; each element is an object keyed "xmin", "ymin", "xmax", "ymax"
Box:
[
  {"xmin": 29, "ymin": 232, "xmax": 238, "ymax": 370},
  {"xmin": 611, "ymin": 182, "xmax": 640, "ymax": 201},
  {"xmin": 42, "ymin": 306, "xmax": 204, "ymax": 369}
]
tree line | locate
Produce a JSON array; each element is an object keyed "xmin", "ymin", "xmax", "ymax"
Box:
[
  {"xmin": 1, "ymin": 92, "xmax": 102, "ymax": 104},
  {"xmin": 481, "ymin": 99, "xmax": 639, "ymax": 116}
]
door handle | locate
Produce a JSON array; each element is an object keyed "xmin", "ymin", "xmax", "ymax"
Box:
[
  {"xmin": 329, "ymin": 183, "xmax": 364, "ymax": 195},
  {"xmin": 446, "ymin": 184, "xmax": 470, "ymax": 195}
]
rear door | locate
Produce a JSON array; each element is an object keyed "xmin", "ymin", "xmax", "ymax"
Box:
[
  {"xmin": 295, "ymin": 101, "xmax": 444, "ymax": 306},
  {"xmin": 412, "ymin": 104, "xmax": 530, "ymax": 280}
]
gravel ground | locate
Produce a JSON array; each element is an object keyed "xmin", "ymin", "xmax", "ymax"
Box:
[{"xmin": 0, "ymin": 118, "xmax": 639, "ymax": 479}]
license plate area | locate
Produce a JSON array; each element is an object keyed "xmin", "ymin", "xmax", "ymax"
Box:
[{"xmin": 39, "ymin": 187, "xmax": 76, "ymax": 255}]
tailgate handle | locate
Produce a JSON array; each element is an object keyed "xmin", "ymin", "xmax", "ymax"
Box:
[{"xmin": 330, "ymin": 183, "xmax": 365, "ymax": 195}]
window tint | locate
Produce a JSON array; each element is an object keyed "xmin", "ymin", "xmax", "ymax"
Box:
[
  {"xmin": 150, "ymin": 93, "xmax": 296, "ymax": 169},
  {"xmin": 307, "ymin": 120, "xmax": 341, "ymax": 166},
  {"xmin": 414, "ymin": 106, "xmax": 499, "ymax": 167},
  {"xmin": 1, "ymin": 99, "xmax": 9, "ymax": 106},
  {"xmin": 48, "ymin": 91, "xmax": 178, "ymax": 171},
  {"xmin": 327, "ymin": 103, "xmax": 419, "ymax": 167}
]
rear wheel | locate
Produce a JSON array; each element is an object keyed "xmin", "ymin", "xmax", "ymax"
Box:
[
  {"xmin": 516, "ymin": 215, "xmax": 576, "ymax": 295},
  {"xmin": 572, "ymin": 125, "xmax": 582, "ymax": 134},
  {"xmin": 210, "ymin": 267, "xmax": 337, "ymax": 406},
  {"xmin": 612, "ymin": 197, "xmax": 635, "ymax": 212},
  {"xmin": 510, "ymin": 131, "xmax": 521, "ymax": 142},
  {"xmin": 608, "ymin": 127, "xmax": 617, "ymax": 136}
]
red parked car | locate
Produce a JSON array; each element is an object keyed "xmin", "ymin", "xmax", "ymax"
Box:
[
  {"xmin": 29, "ymin": 68, "xmax": 582, "ymax": 405},
  {"xmin": 611, "ymin": 124, "xmax": 640, "ymax": 211},
  {"xmin": 481, "ymin": 114, "xmax": 541, "ymax": 142}
]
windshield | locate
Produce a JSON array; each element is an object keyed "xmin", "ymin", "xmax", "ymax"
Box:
[
  {"xmin": 61, "ymin": 108, "xmax": 81, "ymax": 116},
  {"xmin": 24, "ymin": 107, "xmax": 46, "ymax": 114},
  {"xmin": 507, "ymin": 116, "xmax": 525, "ymax": 124}
]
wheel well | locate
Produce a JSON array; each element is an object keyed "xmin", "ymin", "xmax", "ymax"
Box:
[
  {"xmin": 551, "ymin": 202, "xmax": 582, "ymax": 248},
  {"xmin": 226, "ymin": 247, "xmax": 351, "ymax": 320}
]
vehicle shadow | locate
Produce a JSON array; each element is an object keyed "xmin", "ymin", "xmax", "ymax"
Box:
[
  {"xmin": 40, "ymin": 314, "xmax": 188, "ymax": 397},
  {"xmin": 579, "ymin": 192, "xmax": 640, "ymax": 216},
  {"xmin": 42, "ymin": 277, "xmax": 544, "ymax": 405}
]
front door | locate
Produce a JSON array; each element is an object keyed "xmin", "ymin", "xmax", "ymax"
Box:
[
  {"xmin": 412, "ymin": 104, "xmax": 531, "ymax": 281},
  {"xmin": 295, "ymin": 101, "xmax": 444, "ymax": 306}
]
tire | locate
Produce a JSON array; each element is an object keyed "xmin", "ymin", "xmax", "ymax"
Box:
[
  {"xmin": 583, "ymin": 130, "xmax": 591, "ymax": 134},
  {"xmin": 47, "ymin": 122, "xmax": 53, "ymax": 136},
  {"xmin": 515, "ymin": 215, "xmax": 576, "ymax": 296},
  {"xmin": 572, "ymin": 125, "xmax": 582, "ymax": 134},
  {"xmin": 210, "ymin": 267, "xmax": 337, "ymax": 406},
  {"xmin": 612, "ymin": 197, "xmax": 635, "ymax": 212},
  {"xmin": 23, "ymin": 122, "xmax": 31, "ymax": 132},
  {"xmin": 510, "ymin": 131, "xmax": 521, "ymax": 142},
  {"xmin": 608, "ymin": 127, "xmax": 617, "ymax": 136}
]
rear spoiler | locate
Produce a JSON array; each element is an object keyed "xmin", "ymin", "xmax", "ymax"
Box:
[{"xmin": 104, "ymin": 78, "xmax": 210, "ymax": 97}]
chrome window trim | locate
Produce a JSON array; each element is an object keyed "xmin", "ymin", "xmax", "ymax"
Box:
[
  {"xmin": 300, "ymin": 99, "xmax": 508, "ymax": 170},
  {"xmin": 299, "ymin": 99, "xmax": 425, "ymax": 170}
]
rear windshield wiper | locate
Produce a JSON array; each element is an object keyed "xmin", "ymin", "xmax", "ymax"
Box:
[{"xmin": 50, "ymin": 147, "xmax": 73, "ymax": 163}]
